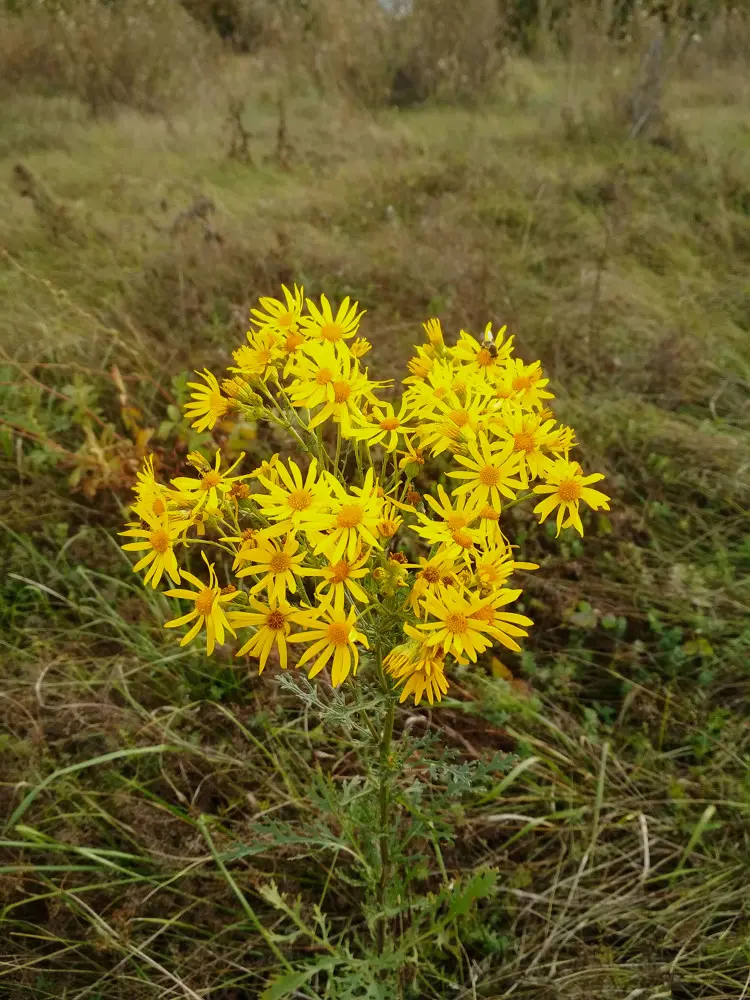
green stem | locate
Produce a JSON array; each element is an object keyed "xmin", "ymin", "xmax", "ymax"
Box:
[
  {"xmin": 333, "ymin": 425, "xmax": 342, "ymax": 478},
  {"xmin": 376, "ymin": 685, "xmax": 395, "ymax": 955}
]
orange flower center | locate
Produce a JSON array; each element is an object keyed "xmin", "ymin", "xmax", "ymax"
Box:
[
  {"xmin": 479, "ymin": 504, "xmax": 499, "ymax": 522},
  {"xmin": 195, "ymin": 588, "xmax": 215, "ymax": 617},
  {"xmin": 557, "ymin": 479, "xmax": 582, "ymax": 502},
  {"xmin": 445, "ymin": 612, "xmax": 468, "ymax": 634},
  {"xmin": 153, "ymin": 497, "xmax": 166, "ymax": 515},
  {"xmin": 327, "ymin": 621, "xmax": 351, "ymax": 646},
  {"xmin": 320, "ymin": 323, "xmax": 343, "ymax": 342},
  {"xmin": 284, "ymin": 331, "xmax": 304, "ymax": 353},
  {"xmin": 512, "ymin": 375, "xmax": 532, "ymax": 391},
  {"xmin": 201, "ymin": 471, "xmax": 222, "ymax": 490},
  {"xmin": 149, "ymin": 529, "xmax": 170, "ymax": 554},
  {"xmin": 315, "ymin": 368, "xmax": 333, "ymax": 385},
  {"xmin": 288, "ymin": 489, "xmax": 313, "ymax": 511},
  {"xmin": 496, "ymin": 386, "xmax": 513, "ymax": 399},
  {"xmin": 379, "ymin": 416, "xmax": 400, "ymax": 431},
  {"xmin": 476, "ymin": 348, "xmax": 494, "ymax": 367},
  {"xmin": 478, "ymin": 465, "xmax": 501, "ymax": 486},
  {"xmin": 333, "ymin": 381, "xmax": 351, "ymax": 403},
  {"xmin": 445, "ymin": 513, "xmax": 467, "ymax": 531},
  {"xmin": 266, "ymin": 610, "xmax": 286, "ymax": 630},
  {"xmin": 277, "ymin": 310, "xmax": 294, "ymax": 329},
  {"xmin": 331, "ymin": 560, "xmax": 350, "ymax": 584},
  {"xmin": 241, "ymin": 528, "xmax": 257, "ymax": 541},
  {"xmin": 441, "ymin": 574, "xmax": 456, "ymax": 587},
  {"xmin": 472, "ymin": 605, "xmax": 495, "ymax": 623},
  {"xmin": 337, "ymin": 504, "xmax": 363, "ymax": 529},
  {"xmin": 448, "ymin": 409, "xmax": 469, "ymax": 427},
  {"xmin": 514, "ymin": 431, "xmax": 535, "ymax": 453},
  {"xmin": 420, "ymin": 566, "xmax": 441, "ymax": 584},
  {"xmin": 451, "ymin": 529, "xmax": 474, "ymax": 550},
  {"xmin": 269, "ymin": 551, "xmax": 293, "ymax": 573}
]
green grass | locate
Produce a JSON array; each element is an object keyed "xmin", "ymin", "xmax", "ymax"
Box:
[{"xmin": 1, "ymin": 50, "xmax": 750, "ymax": 999}]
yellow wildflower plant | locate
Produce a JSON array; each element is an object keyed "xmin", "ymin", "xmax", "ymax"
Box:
[{"xmin": 119, "ymin": 285, "xmax": 608, "ymax": 708}]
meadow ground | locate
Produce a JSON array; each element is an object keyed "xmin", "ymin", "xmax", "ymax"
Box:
[{"xmin": 1, "ymin": 26, "xmax": 749, "ymax": 1000}]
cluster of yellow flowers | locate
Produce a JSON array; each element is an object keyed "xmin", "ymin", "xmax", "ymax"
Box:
[{"xmin": 121, "ymin": 286, "xmax": 609, "ymax": 706}]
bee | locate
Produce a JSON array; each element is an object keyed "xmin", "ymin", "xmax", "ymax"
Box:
[{"xmin": 483, "ymin": 326, "xmax": 498, "ymax": 359}]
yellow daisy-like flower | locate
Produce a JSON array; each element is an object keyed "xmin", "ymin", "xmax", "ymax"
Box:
[
  {"xmin": 170, "ymin": 451, "xmax": 248, "ymax": 512},
  {"xmin": 384, "ymin": 630, "xmax": 449, "ymax": 706},
  {"xmin": 252, "ymin": 458, "xmax": 333, "ymax": 536},
  {"xmin": 219, "ymin": 527, "xmax": 259, "ymax": 570},
  {"xmin": 229, "ymin": 596, "xmax": 305, "ymax": 671},
  {"xmin": 351, "ymin": 399, "xmax": 416, "ymax": 453},
  {"xmin": 406, "ymin": 555, "xmax": 458, "ymax": 617},
  {"xmin": 475, "ymin": 502, "xmax": 504, "ymax": 547},
  {"xmin": 472, "ymin": 543, "xmax": 538, "ymax": 591},
  {"xmin": 287, "ymin": 341, "xmax": 343, "ymax": 411},
  {"xmin": 184, "ymin": 369, "xmax": 232, "ymax": 433},
  {"xmin": 533, "ymin": 459, "xmax": 610, "ymax": 536},
  {"xmin": 249, "ymin": 283, "xmax": 305, "ymax": 337},
  {"xmin": 416, "ymin": 590, "xmax": 495, "ymax": 662},
  {"xmin": 132, "ymin": 454, "xmax": 170, "ymax": 518},
  {"xmin": 412, "ymin": 484, "xmax": 483, "ymax": 550},
  {"xmin": 163, "ymin": 558, "xmax": 240, "ymax": 655},
  {"xmin": 307, "ymin": 357, "xmax": 376, "ymax": 436},
  {"xmin": 418, "ymin": 388, "xmax": 488, "ymax": 456},
  {"xmin": 490, "ymin": 409, "xmax": 555, "ymax": 486},
  {"xmin": 545, "ymin": 424, "xmax": 577, "ymax": 458},
  {"xmin": 303, "ymin": 294, "xmax": 364, "ymax": 347},
  {"xmin": 471, "ymin": 588, "xmax": 533, "ymax": 652},
  {"xmin": 402, "ymin": 345, "xmax": 435, "ymax": 384},
  {"xmin": 448, "ymin": 433, "xmax": 523, "ymax": 507},
  {"xmin": 309, "ymin": 467, "xmax": 383, "ymax": 562},
  {"xmin": 308, "ymin": 548, "xmax": 371, "ymax": 613},
  {"xmin": 291, "ymin": 604, "xmax": 369, "ymax": 687},
  {"xmin": 231, "ymin": 330, "xmax": 283, "ymax": 380},
  {"xmin": 119, "ymin": 509, "xmax": 182, "ymax": 588},
  {"xmin": 450, "ymin": 324, "xmax": 514, "ymax": 373},
  {"xmin": 504, "ymin": 358, "xmax": 554, "ymax": 410},
  {"xmin": 248, "ymin": 453, "xmax": 282, "ymax": 486},
  {"xmin": 235, "ymin": 532, "xmax": 314, "ymax": 601}
]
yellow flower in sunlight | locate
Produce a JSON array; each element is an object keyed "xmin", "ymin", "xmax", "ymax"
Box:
[
  {"xmin": 471, "ymin": 588, "xmax": 533, "ymax": 652},
  {"xmin": 253, "ymin": 458, "xmax": 333, "ymax": 536},
  {"xmin": 164, "ymin": 557, "xmax": 240, "ymax": 655},
  {"xmin": 235, "ymin": 532, "xmax": 314, "ymax": 601},
  {"xmin": 448, "ymin": 433, "xmax": 523, "ymax": 508},
  {"xmin": 472, "ymin": 543, "xmax": 538, "ymax": 591},
  {"xmin": 385, "ymin": 630, "xmax": 449, "ymax": 706},
  {"xmin": 416, "ymin": 590, "xmax": 495, "ymax": 662},
  {"xmin": 131, "ymin": 455, "xmax": 170, "ymax": 518},
  {"xmin": 490, "ymin": 410, "xmax": 555, "ymax": 486},
  {"xmin": 308, "ymin": 467, "xmax": 383, "ymax": 562},
  {"xmin": 504, "ymin": 358, "xmax": 554, "ymax": 409},
  {"xmin": 119, "ymin": 509, "xmax": 182, "ymax": 588},
  {"xmin": 308, "ymin": 548, "xmax": 371, "ymax": 613},
  {"xmin": 545, "ymin": 424, "xmax": 577, "ymax": 457},
  {"xmin": 219, "ymin": 527, "xmax": 259, "ymax": 570},
  {"xmin": 250, "ymin": 283, "xmax": 305, "ymax": 337},
  {"xmin": 171, "ymin": 451, "xmax": 248, "ymax": 512},
  {"xmin": 291, "ymin": 604, "xmax": 369, "ymax": 687},
  {"xmin": 406, "ymin": 555, "xmax": 458, "ymax": 617},
  {"xmin": 450, "ymin": 324, "xmax": 514, "ymax": 372},
  {"xmin": 229, "ymin": 596, "xmax": 305, "ymax": 671},
  {"xmin": 418, "ymin": 388, "xmax": 488, "ymax": 456},
  {"xmin": 412, "ymin": 485, "xmax": 482, "ymax": 550},
  {"xmin": 303, "ymin": 293, "xmax": 364, "ymax": 347},
  {"xmin": 476, "ymin": 502, "xmax": 504, "ymax": 546},
  {"xmin": 533, "ymin": 459, "xmax": 610, "ymax": 536},
  {"xmin": 231, "ymin": 330, "xmax": 283, "ymax": 380},
  {"xmin": 307, "ymin": 358, "xmax": 376, "ymax": 436},
  {"xmin": 351, "ymin": 399, "xmax": 416, "ymax": 453},
  {"xmin": 287, "ymin": 341, "xmax": 343, "ymax": 410},
  {"xmin": 184, "ymin": 369, "xmax": 233, "ymax": 433},
  {"xmin": 403, "ymin": 345, "xmax": 435, "ymax": 383}
]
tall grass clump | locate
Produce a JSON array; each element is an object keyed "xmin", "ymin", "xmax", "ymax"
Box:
[{"xmin": 0, "ymin": 0, "xmax": 216, "ymax": 114}]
